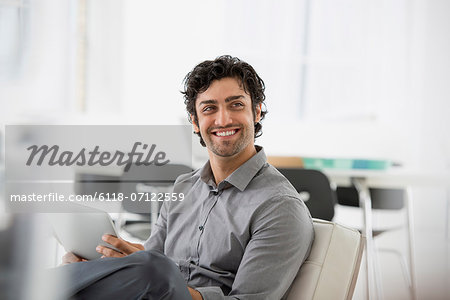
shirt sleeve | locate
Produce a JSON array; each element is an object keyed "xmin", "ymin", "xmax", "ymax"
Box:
[
  {"xmin": 143, "ymin": 174, "xmax": 190, "ymax": 251},
  {"xmin": 196, "ymin": 197, "xmax": 314, "ymax": 300},
  {"xmin": 143, "ymin": 200, "xmax": 168, "ymax": 252}
]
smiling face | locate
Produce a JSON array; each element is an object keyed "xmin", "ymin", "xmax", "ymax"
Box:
[{"xmin": 192, "ymin": 77, "xmax": 261, "ymax": 160}]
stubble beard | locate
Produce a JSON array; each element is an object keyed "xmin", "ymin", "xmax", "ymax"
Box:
[{"xmin": 205, "ymin": 124, "xmax": 253, "ymax": 158}]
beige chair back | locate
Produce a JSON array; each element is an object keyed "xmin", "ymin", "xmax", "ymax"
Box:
[{"xmin": 287, "ymin": 219, "xmax": 364, "ymax": 300}]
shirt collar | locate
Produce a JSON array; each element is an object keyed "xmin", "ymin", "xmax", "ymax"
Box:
[{"xmin": 200, "ymin": 146, "xmax": 267, "ymax": 192}]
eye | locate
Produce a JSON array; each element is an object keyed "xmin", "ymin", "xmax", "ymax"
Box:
[
  {"xmin": 231, "ymin": 102, "xmax": 244, "ymax": 109},
  {"xmin": 202, "ymin": 106, "xmax": 216, "ymax": 113}
]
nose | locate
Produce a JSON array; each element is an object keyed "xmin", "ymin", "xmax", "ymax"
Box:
[{"xmin": 215, "ymin": 108, "xmax": 232, "ymax": 126}]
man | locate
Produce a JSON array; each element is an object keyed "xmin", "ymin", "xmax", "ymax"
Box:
[{"xmin": 62, "ymin": 55, "xmax": 314, "ymax": 299}]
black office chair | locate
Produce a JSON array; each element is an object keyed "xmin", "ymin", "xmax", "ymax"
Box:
[
  {"xmin": 277, "ymin": 168, "xmax": 336, "ymax": 221},
  {"xmin": 74, "ymin": 173, "xmax": 121, "ymax": 196},
  {"xmin": 118, "ymin": 163, "xmax": 193, "ymax": 241}
]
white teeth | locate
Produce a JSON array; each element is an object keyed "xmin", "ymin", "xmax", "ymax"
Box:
[{"xmin": 216, "ymin": 130, "xmax": 236, "ymax": 137}]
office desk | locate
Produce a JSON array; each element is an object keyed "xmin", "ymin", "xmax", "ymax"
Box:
[
  {"xmin": 322, "ymin": 168, "xmax": 450, "ymax": 300},
  {"xmin": 323, "ymin": 169, "xmax": 450, "ymax": 189}
]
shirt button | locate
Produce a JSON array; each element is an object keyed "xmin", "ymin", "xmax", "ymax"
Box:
[
  {"xmin": 198, "ymin": 226, "xmax": 204, "ymax": 231},
  {"xmin": 213, "ymin": 191, "xmax": 218, "ymax": 195}
]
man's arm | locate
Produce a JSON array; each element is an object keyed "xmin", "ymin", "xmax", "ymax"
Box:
[
  {"xmin": 143, "ymin": 198, "xmax": 169, "ymax": 251},
  {"xmin": 196, "ymin": 197, "xmax": 314, "ymax": 300}
]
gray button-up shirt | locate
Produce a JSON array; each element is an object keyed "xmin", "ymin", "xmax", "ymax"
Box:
[{"xmin": 144, "ymin": 147, "xmax": 314, "ymax": 300}]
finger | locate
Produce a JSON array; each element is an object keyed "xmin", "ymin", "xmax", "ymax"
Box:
[
  {"xmin": 96, "ymin": 245, "xmax": 124, "ymax": 258},
  {"xmin": 63, "ymin": 252, "xmax": 77, "ymax": 260},
  {"xmin": 131, "ymin": 242, "xmax": 145, "ymax": 251},
  {"xmin": 62, "ymin": 252, "xmax": 83, "ymax": 264},
  {"xmin": 102, "ymin": 235, "xmax": 136, "ymax": 255},
  {"xmin": 96, "ymin": 245, "xmax": 123, "ymax": 257},
  {"xmin": 61, "ymin": 254, "xmax": 71, "ymax": 265}
]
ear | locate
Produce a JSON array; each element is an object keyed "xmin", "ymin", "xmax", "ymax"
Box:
[
  {"xmin": 190, "ymin": 114, "xmax": 200, "ymax": 133},
  {"xmin": 254, "ymin": 103, "xmax": 262, "ymax": 123}
]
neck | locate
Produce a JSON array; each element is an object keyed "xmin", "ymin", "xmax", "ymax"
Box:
[{"xmin": 208, "ymin": 145, "xmax": 257, "ymax": 185}]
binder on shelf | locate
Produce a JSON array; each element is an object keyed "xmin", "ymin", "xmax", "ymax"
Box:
[{"xmin": 302, "ymin": 157, "xmax": 391, "ymax": 170}]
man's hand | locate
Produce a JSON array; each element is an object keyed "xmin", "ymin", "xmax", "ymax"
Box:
[
  {"xmin": 96, "ymin": 235, "xmax": 144, "ymax": 258},
  {"xmin": 61, "ymin": 252, "xmax": 86, "ymax": 265},
  {"xmin": 188, "ymin": 287, "xmax": 203, "ymax": 300}
]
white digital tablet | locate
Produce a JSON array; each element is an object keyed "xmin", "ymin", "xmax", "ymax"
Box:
[{"xmin": 49, "ymin": 205, "xmax": 120, "ymax": 260}]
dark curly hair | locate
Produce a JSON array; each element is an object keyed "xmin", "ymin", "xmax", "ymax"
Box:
[{"xmin": 182, "ymin": 55, "xmax": 267, "ymax": 147}]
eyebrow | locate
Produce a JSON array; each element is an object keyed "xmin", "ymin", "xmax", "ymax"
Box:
[{"xmin": 198, "ymin": 95, "xmax": 245, "ymax": 107}]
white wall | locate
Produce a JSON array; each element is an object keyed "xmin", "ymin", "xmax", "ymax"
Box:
[
  {"xmin": 1, "ymin": 0, "xmax": 449, "ymax": 172},
  {"xmin": 410, "ymin": 0, "xmax": 450, "ymax": 231},
  {"xmin": 415, "ymin": 0, "xmax": 450, "ymax": 170},
  {"xmin": 0, "ymin": 0, "xmax": 73, "ymax": 125}
]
